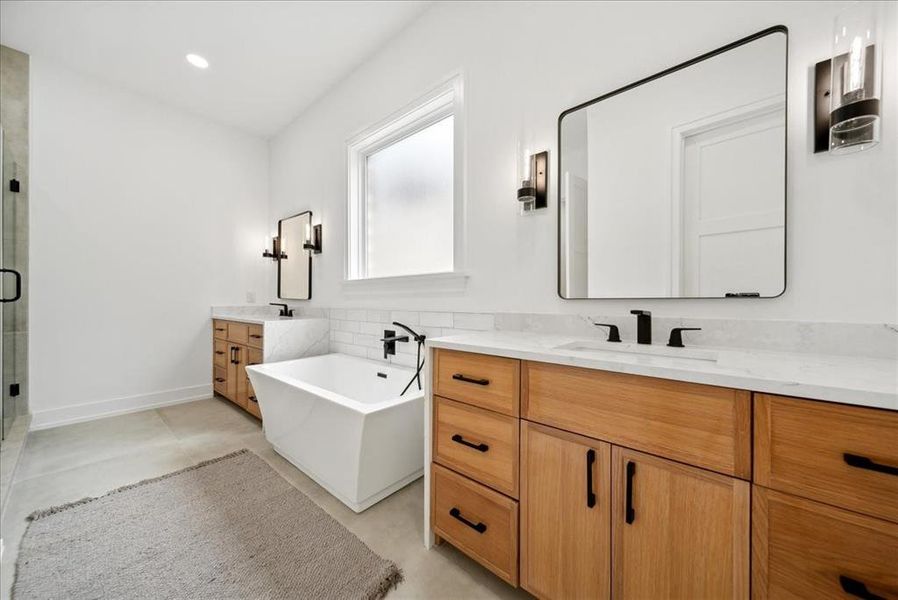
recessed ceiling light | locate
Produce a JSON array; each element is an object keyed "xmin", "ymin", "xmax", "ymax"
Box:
[{"xmin": 186, "ymin": 54, "xmax": 209, "ymax": 69}]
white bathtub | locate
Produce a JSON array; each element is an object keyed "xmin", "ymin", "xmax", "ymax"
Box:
[{"xmin": 246, "ymin": 353, "xmax": 424, "ymax": 512}]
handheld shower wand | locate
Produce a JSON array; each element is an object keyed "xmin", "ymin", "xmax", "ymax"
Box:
[{"xmin": 392, "ymin": 321, "xmax": 426, "ymax": 395}]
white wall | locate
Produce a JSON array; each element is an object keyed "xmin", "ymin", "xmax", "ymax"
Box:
[
  {"xmin": 30, "ymin": 58, "xmax": 270, "ymax": 428},
  {"xmin": 269, "ymin": 0, "xmax": 897, "ymax": 325}
]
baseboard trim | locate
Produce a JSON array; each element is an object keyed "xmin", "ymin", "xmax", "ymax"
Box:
[{"xmin": 29, "ymin": 384, "xmax": 213, "ymax": 431}]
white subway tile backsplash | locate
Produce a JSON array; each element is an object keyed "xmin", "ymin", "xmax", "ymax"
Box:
[
  {"xmin": 366, "ymin": 347, "xmax": 388, "ymax": 362},
  {"xmin": 354, "ymin": 333, "xmax": 378, "ymax": 347},
  {"xmin": 332, "ymin": 330, "xmax": 354, "ymax": 344},
  {"xmin": 367, "ymin": 310, "xmax": 391, "ymax": 323},
  {"xmin": 317, "ymin": 305, "xmax": 894, "ymax": 363},
  {"xmin": 438, "ymin": 328, "xmax": 485, "ymax": 338},
  {"xmin": 391, "ymin": 311, "xmax": 420, "ymax": 326},
  {"xmin": 452, "ymin": 313, "xmax": 495, "ymax": 331},
  {"xmin": 330, "ymin": 319, "xmax": 361, "ymax": 333},
  {"xmin": 419, "ymin": 312, "xmax": 453, "ymax": 328},
  {"xmin": 346, "ymin": 309, "xmax": 367, "ymax": 321},
  {"xmin": 359, "ymin": 321, "xmax": 385, "ymax": 336}
]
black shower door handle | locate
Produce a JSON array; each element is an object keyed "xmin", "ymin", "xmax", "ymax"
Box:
[{"xmin": 0, "ymin": 269, "xmax": 21, "ymax": 303}]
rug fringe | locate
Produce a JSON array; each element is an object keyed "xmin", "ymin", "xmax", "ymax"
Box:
[
  {"xmin": 364, "ymin": 564, "xmax": 404, "ymax": 600},
  {"xmin": 26, "ymin": 448, "xmax": 251, "ymax": 521}
]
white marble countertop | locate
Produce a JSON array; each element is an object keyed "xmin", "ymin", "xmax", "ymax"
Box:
[
  {"xmin": 427, "ymin": 331, "xmax": 898, "ymax": 411},
  {"xmin": 212, "ymin": 312, "xmax": 301, "ymax": 325}
]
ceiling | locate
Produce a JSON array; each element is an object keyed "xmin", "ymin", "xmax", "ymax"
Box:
[{"xmin": 0, "ymin": 1, "xmax": 432, "ymax": 137}]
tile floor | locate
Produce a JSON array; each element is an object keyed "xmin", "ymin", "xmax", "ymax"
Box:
[{"xmin": 0, "ymin": 398, "xmax": 531, "ymax": 599}]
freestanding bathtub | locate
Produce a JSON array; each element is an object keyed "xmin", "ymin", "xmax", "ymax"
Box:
[{"xmin": 246, "ymin": 353, "xmax": 424, "ymax": 512}]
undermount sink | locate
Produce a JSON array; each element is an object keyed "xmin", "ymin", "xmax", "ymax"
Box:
[{"xmin": 553, "ymin": 340, "xmax": 719, "ymax": 362}]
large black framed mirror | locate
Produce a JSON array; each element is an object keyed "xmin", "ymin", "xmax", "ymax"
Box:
[
  {"xmin": 558, "ymin": 26, "xmax": 787, "ymax": 299},
  {"xmin": 278, "ymin": 211, "xmax": 312, "ymax": 300}
]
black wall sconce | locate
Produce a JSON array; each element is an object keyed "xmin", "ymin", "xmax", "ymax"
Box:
[
  {"xmin": 814, "ymin": 4, "xmax": 881, "ymax": 154},
  {"xmin": 517, "ymin": 150, "xmax": 548, "ymax": 213},
  {"xmin": 262, "ymin": 236, "xmax": 287, "ymax": 262},
  {"xmin": 303, "ymin": 223, "xmax": 322, "ymax": 254}
]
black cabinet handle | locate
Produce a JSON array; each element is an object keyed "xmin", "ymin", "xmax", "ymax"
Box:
[
  {"xmin": 840, "ymin": 576, "xmax": 885, "ymax": 600},
  {"xmin": 625, "ymin": 461, "xmax": 636, "ymax": 524},
  {"xmin": 452, "ymin": 374, "xmax": 490, "ymax": 386},
  {"xmin": 844, "ymin": 453, "xmax": 898, "ymax": 477},
  {"xmin": 449, "ymin": 507, "xmax": 487, "ymax": 533},
  {"xmin": 0, "ymin": 269, "xmax": 22, "ymax": 303},
  {"xmin": 214, "ymin": 377, "xmax": 225, "ymax": 383},
  {"xmin": 215, "ymin": 327, "xmax": 226, "ymax": 332},
  {"xmin": 215, "ymin": 351, "xmax": 225, "ymax": 355},
  {"xmin": 248, "ymin": 395, "xmax": 257, "ymax": 403},
  {"xmin": 250, "ymin": 334, "xmax": 262, "ymax": 339},
  {"xmin": 586, "ymin": 449, "xmax": 597, "ymax": 508},
  {"xmin": 451, "ymin": 434, "xmax": 489, "ymax": 452}
]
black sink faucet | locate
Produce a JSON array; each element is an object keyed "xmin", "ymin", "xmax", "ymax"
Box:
[
  {"xmin": 270, "ymin": 302, "xmax": 293, "ymax": 317},
  {"xmin": 630, "ymin": 310, "xmax": 652, "ymax": 344}
]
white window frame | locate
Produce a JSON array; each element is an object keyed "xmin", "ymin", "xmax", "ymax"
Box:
[{"xmin": 344, "ymin": 73, "xmax": 466, "ymax": 295}]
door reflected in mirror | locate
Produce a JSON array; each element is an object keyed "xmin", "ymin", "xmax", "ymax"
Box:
[
  {"xmin": 559, "ymin": 28, "xmax": 787, "ymax": 299},
  {"xmin": 278, "ymin": 211, "xmax": 311, "ymax": 300}
]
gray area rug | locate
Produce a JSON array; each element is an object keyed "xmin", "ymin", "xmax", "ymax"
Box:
[{"xmin": 14, "ymin": 449, "xmax": 402, "ymax": 600}]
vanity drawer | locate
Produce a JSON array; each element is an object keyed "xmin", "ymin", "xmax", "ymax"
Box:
[
  {"xmin": 754, "ymin": 394, "xmax": 898, "ymax": 523},
  {"xmin": 213, "ymin": 320, "xmax": 228, "ymax": 340},
  {"xmin": 431, "ymin": 463, "xmax": 518, "ymax": 585},
  {"xmin": 434, "ymin": 396, "xmax": 519, "ymax": 498},
  {"xmin": 522, "ymin": 361, "xmax": 751, "ymax": 478},
  {"xmin": 227, "ymin": 322, "xmax": 249, "ymax": 345},
  {"xmin": 213, "ymin": 366, "xmax": 228, "ymax": 395},
  {"xmin": 752, "ymin": 487, "xmax": 898, "ymax": 599},
  {"xmin": 434, "ymin": 349, "xmax": 520, "ymax": 417},
  {"xmin": 213, "ymin": 340, "xmax": 228, "ymax": 368},
  {"xmin": 247, "ymin": 324, "xmax": 264, "ymax": 349}
]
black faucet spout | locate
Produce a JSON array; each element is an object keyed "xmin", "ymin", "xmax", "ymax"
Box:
[
  {"xmin": 270, "ymin": 302, "xmax": 293, "ymax": 317},
  {"xmin": 630, "ymin": 310, "xmax": 652, "ymax": 345},
  {"xmin": 379, "ymin": 329, "xmax": 410, "ymax": 359}
]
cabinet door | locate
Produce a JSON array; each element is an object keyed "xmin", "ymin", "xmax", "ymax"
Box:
[
  {"xmin": 520, "ymin": 421, "xmax": 610, "ymax": 600},
  {"xmin": 227, "ymin": 344, "xmax": 247, "ymax": 408},
  {"xmin": 611, "ymin": 447, "xmax": 749, "ymax": 600}
]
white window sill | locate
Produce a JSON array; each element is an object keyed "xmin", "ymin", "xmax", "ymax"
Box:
[{"xmin": 341, "ymin": 271, "xmax": 468, "ymax": 296}]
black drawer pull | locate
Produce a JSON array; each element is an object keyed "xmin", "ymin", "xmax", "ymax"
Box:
[
  {"xmin": 840, "ymin": 576, "xmax": 885, "ymax": 600},
  {"xmin": 844, "ymin": 453, "xmax": 898, "ymax": 477},
  {"xmin": 248, "ymin": 395, "xmax": 258, "ymax": 403},
  {"xmin": 452, "ymin": 374, "xmax": 490, "ymax": 386},
  {"xmin": 215, "ymin": 351, "xmax": 225, "ymax": 355},
  {"xmin": 449, "ymin": 507, "xmax": 487, "ymax": 533},
  {"xmin": 250, "ymin": 334, "xmax": 262, "ymax": 339},
  {"xmin": 586, "ymin": 449, "xmax": 597, "ymax": 508},
  {"xmin": 451, "ymin": 434, "xmax": 489, "ymax": 452},
  {"xmin": 215, "ymin": 327, "xmax": 226, "ymax": 332},
  {"xmin": 625, "ymin": 461, "xmax": 636, "ymax": 524},
  {"xmin": 214, "ymin": 377, "xmax": 225, "ymax": 383}
]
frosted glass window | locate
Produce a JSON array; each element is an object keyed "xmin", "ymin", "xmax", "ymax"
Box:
[{"xmin": 364, "ymin": 116, "xmax": 454, "ymax": 278}]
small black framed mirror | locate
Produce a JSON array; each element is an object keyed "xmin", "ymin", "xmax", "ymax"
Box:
[{"xmin": 277, "ymin": 211, "xmax": 312, "ymax": 300}]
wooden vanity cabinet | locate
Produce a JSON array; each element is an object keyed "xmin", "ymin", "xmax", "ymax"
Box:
[
  {"xmin": 430, "ymin": 349, "xmax": 894, "ymax": 600},
  {"xmin": 212, "ymin": 319, "xmax": 263, "ymax": 419}
]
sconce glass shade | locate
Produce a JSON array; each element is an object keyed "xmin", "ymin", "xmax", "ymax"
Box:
[
  {"xmin": 829, "ymin": 4, "xmax": 881, "ymax": 154},
  {"xmin": 517, "ymin": 140, "xmax": 537, "ymax": 213}
]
